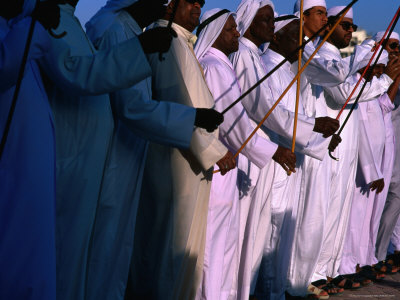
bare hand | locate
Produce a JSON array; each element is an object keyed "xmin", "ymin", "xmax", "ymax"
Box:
[
  {"xmin": 384, "ymin": 55, "xmax": 400, "ymax": 80},
  {"xmin": 272, "ymin": 145, "xmax": 296, "ymax": 174},
  {"xmin": 314, "ymin": 117, "xmax": 340, "ymax": 138},
  {"xmin": 370, "ymin": 178, "xmax": 384, "ymax": 194},
  {"xmin": 328, "ymin": 134, "xmax": 342, "ymax": 152},
  {"xmin": 32, "ymin": 0, "xmax": 64, "ymax": 30},
  {"xmin": 195, "ymin": 108, "xmax": 224, "ymax": 132},
  {"xmin": 138, "ymin": 27, "xmax": 177, "ymax": 54},
  {"xmin": 216, "ymin": 151, "xmax": 236, "ymax": 175}
]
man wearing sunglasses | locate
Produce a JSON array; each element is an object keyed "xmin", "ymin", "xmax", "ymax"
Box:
[
  {"xmin": 130, "ymin": 0, "xmax": 237, "ymax": 299},
  {"xmin": 375, "ymin": 31, "xmax": 400, "ymax": 269}
]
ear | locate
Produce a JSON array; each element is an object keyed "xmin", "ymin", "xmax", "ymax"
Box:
[{"xmin": 272, "ymin": 33, "xmax": 278, "ymax": 42}]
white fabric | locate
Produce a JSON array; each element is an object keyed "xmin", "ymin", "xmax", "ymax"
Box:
[
  {"xmin": 132, "ymin": 19, "xmax": 227, "ymax": 300},
  {"xmin": 195, "ymin": 9, "xmax": 235, "ymax": 60},
  {"xmin": 327, "ymin": 6, "xmax": 353, "ymax": 19},
  {"xmin": 293, "ymin": 0, "xmax": 326, "ymax": 13},
  {"xmin": 391, "ymin": 216, "xmax": 400, "ymax": 250},
  {"xmin": 235, "ymin": 0, "xmax": 275, "ymax": 36},
  {"xmin": 373, "ymin": 31, "xmax": 400, "ymax": 43},
  {"xmin": 85, "ymin": 0, "xmax": 136, "ymax": 45},
  {"xmin": 196, "ymin": 47, "xmax": 276, "ymax": 300},
  {"xmin": 274, "ymin": 14, "xmax": 298, "ymax": 33},
  {"xmin": 339, "ymin": 94, "xmax": 390, "ymax": 274}
]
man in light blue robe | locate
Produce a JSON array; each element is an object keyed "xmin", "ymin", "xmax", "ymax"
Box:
[{"xmin": 0, "ymin": 1, "xmax": 58, "ymax": 299}]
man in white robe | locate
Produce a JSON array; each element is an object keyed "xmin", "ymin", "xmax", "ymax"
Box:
[
  {"xmin": 338, "ymin": 46, "xmax": 400, "ymax": 276},
  {"xmin": 375, "ymin": 32, "xmax": 400, "ymax": 263},
  {"xmin": 131, "ymin": 1, "xmax": 237, "ymax": 299},
  {"xmin": 194, "ymin": 9, "xmax": 296, "ymax": 300},
  {"xmin": 231, "ymin": 2, "xmax": 339, "ymax": 298}
]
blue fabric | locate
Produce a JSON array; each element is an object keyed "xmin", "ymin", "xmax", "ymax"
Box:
[{"xmin": 0, "ymin": 17, "xmax": 56, "ymax": 300}]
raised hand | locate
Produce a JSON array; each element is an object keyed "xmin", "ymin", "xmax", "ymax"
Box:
[
  {"xmin": 195, "ymin": 108, "xmax": 224, "ymax": 133},
  {"xmin": 138, "ymin": 27, "xmax": 177, "ymax": 54},
  {"xmin": 314, "ymin": 117, "xmax": 340, "ymax": 138},
  {"xmin": 370, "ymin": 178, "xmax": 385, "ymax": 194},
  {"xmin": 216, "ymin": 151, "xmax": 236, "ymax": 175},
  {"xmin": 272, "ymin": 145, "xmax": 296, "ymax": 174}
]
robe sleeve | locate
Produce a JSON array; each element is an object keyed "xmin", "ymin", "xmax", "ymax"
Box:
[
  {"xmin": 324, "ymin": 74, "xmax": 393, "ymax": 108},
  {"xmin": 93, "ymin": 24, "xmax": 195, "ymax": 149},
  {"xmin": 203, "ymin": 62, "xmax": 277, "ymax": 169},
  {"xmin": 0, "ymin": 17, "xmax": 50, "ymax": 91},
  {"xmin": 39, "ymin": 32, "xmax": 152, "ymax": 96},
  {"xmin": 302, "ymin": 42, "xmax": 347, "ymax": 87},
  {"xmin": 148, "ymin": 38, "xmax": 227, "ymax": 171},
  {"xmin": 231, "ymin": 48, "xmax": 316, "ymax": 150}
]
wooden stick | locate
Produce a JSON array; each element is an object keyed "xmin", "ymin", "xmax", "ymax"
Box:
[{"xmin": 214, "ymin": 3, "xmax": 354, "ymax": 174}]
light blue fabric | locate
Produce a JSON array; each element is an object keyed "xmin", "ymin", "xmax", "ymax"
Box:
[
  {"xmin": 0, "ymin": 12, "xmax": 56, "ymax": 300},
  {"xmin": 85, "ymin": 10, "xmax": 195, "ymax": 300},
  {"xmin": 38, "ymin": 4, "xmax": 154, "ymax": 300}
]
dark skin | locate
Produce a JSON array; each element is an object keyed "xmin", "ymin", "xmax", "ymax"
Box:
[
  {"xmin": 327, "ymin": 17, "xmax": 355, "ymax": 49},
  {"xmin": 270, "ymin": 20, "xmax": 340, "ymax": 139},
  {"xmin": 125, "ymin": 0, "xmax": 166, "ymax": 29},
  {"xmin": 163, "ymin": 0, "xmax": 201, "ymax": 32},
  {"xmin": 303, "ymin": 6, "xmax": 328, "ymax": 39},
  {"xmin": 243, "ymin": 5, "xmax": 275, "ymax": 47},
  {"xmin": 213, "ymin": 15, "xmax": 296, "ymax": 174}
]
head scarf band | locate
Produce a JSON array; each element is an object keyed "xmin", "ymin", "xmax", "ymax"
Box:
[
  {"xmin": 196, "ymin": 9, "xmax": 230, "ymax": 36},
  {"xmin": 194, "ymin": 8, "xmax": 235, "ymax": 60}
]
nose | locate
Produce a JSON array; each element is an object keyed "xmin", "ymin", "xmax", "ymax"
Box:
[{"xmin": 234, "ymin": 28, "xmax": 240, "ymax": 37}]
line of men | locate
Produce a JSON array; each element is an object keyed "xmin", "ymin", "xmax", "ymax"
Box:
[{"xmin": 1, "ymin": 0, "xmax": 400, "ymax": 300}]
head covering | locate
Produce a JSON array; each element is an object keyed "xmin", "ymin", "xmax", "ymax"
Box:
[
  {"xmin": 194, "ymin": 8, "xmax": 235, "ymax": 60},
  {"xmin": 293, "ymin": 0, "xmax": 326, "ymax": 13},
  {"xmin": 274, "ymin": 14, "xmax": 298, "ymax": 33},
  {"xmin": 236, "ymin": 0, "xmax": 275, "ymax": 36},
  {"xmin": 372, "ymin": 31, "xmax": 400, "ymax": 43},
  {"xmin": 327, "ymin": 6, "xmax": 353, "ymax": 19},
  {"xmin": 86, "ymin": 0, "xmax": 137, "ymax": 45}
]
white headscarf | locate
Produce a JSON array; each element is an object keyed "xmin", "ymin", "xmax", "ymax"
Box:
[
  {"xmin": 85, "ymin": 0, "xmax": 137, "ymax": 45},
  {"xmin": 293, "ymin": 0, "xmax": 326, "ymax": 13},
  {"xmin": 372, "ymin": 31, "xmax": 400, "ymax": 43},
  {"xmin": 274, "ymin": 14, "xmax": 298, "ymax": 33},
  {"xmin": 327, "ymin": 6, "xmax": 353, "ymax": 19},
  {"xmin": 236, "ymin": 0, "xmax": 274, "ymax": 36},
  {"xmin": 350, "ymin": 38, "xmax": 389, "ymax": 76},
  {"xmin": 194, "ymin": 8, "xmax": 235, "ymax": 60}
]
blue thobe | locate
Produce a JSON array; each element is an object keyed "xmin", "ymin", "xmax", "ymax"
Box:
[
  {"xmin": 85, "ymin": 11, "xmax": 195, "ymax": 300},
  {"xmin": 0, "ymin": 17, "xmax": 56, "ymax": 300},
  {"xmin": 38, "ymin": 4, "xmax": 155, "ymax": 300}
]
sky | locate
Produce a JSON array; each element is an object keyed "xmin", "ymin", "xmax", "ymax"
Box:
[{"xmin": 76, "ymin": 0, "xmax": 399, "ymax": 36}]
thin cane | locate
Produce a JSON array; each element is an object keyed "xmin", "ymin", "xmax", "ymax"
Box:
[
  {"xmin": 0, "ymin": 18, "xmax": 36, "ymax": 160},
  {"xmin": 220, "ymin": 0, "xmax": 359, "ymax": 115},
  {"xmin": 214, "ymin": 3, "xmax": 354, "ymax": 174},
  {"xmin": 328, "ymin": 5, "xmax": 400, "ymax": 161},
  {"xmin": 159, "ymin": 0, "xmax": 180, "ymax": 61}
]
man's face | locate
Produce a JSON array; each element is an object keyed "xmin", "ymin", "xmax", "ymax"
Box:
[
  {"xmin": 212, "ymin": 15, "xmax": 240, "ymax": 56},
  {"xmin": 329, "ymin": 17, "xmax": 355, "ymax": 49},
  {"xmin": 0, "ymin": 0, "xmax": 24, "ymax": 20},
  {"xmin": 384, "ymin": 38, "xmax": 400, "ymax": 55},
  {"xmin": 172, "ymin": 0, "xmax": 202, "ymax": 32},
  {"xmin": 303, "ymin": 6, "xmax": 327, "ymax": 37},
  {"xmin": 276, "ymin": 20, "xmax": 302, "ymax": 62},
  {"xmin": 248, "ymin": 5, "xmax": 275, "ymax": 45}
]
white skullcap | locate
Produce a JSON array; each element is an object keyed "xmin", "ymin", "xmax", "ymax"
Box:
[
  {"xmin": 86, "ymin": 0, "xmax": 137, "ymax": 45},
  {"xmin": 327, "ymin": 6, "xmax": 353, "ymax": 19},
  {"xmin": 293, "ymin": 0, "xmax": 326, "ymax": 13},
  {"xmin": 274, "ymin": 14, "xmax": 298, "ymax": 33},
  {"xmin": 195, "ymin": 9, "xmax": 235, "ymax": 60},
  {"xmin": 372, "ymin": 31, "xmax": 400, "ymax": 42},
  {"xmin": 236, "ymin": 0, "xmax": 275, "ymax": 36}
]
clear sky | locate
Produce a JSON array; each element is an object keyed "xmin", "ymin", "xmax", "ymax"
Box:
[{"xmin": 76, "ymin": 0, "xmax": 399, "ymax": 36}]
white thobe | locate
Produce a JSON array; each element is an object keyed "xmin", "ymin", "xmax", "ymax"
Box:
[
  {"xmin": 316, "ymin": 44, "xmax": 392, "ymax": 279},
  {"xmin": 339, "ymin": 94, "xmax": 393, "ymax": 274},
  {"xmin": 86, "ymin": 12, "xmax": 195, "ymax": 300},
  {"xmin": 196, "ymin": 47, "xmax": 276, "ymax": 300},
  {"xmin": 231, "ymin": 39, "xmax": 323, "ymax": 300},
  {"xmin": 391, "ymin": 216, "xmax": 400, "ymax": 250},
  {"xmin": 132, "ymin": 20, "xmax": 227, "ymax": 300}
]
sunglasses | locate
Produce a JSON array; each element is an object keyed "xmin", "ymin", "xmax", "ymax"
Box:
[
  {"xmin": 388, "ymin": 42, "xmax": 400, "ymax": 50},
  {"xmin": 185, "ymin": 0, "xmax": 205, "ymax": 8},
  {"xmin": 340, "ymin": 22, "xmax": 358, "ymax": 31}
]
